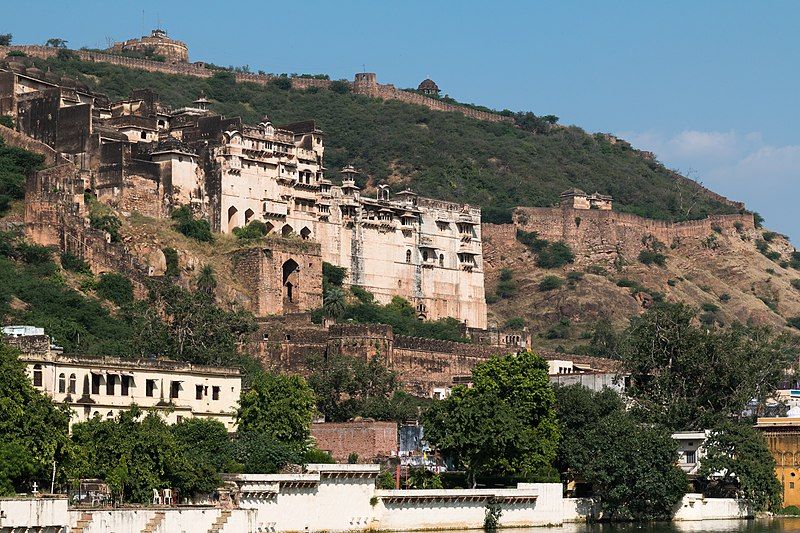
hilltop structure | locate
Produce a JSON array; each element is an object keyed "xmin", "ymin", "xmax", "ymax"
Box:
[
  {"xmin": 0, "ymin": 63, "xmax": 487, "ymax": 328},
  {"xmin": 108, "ymin": 28, "xmax": 189, "ymax": 63}
]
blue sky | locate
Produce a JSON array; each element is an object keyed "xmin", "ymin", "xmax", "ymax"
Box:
[{"xmin": 4, "ymin": 1, "xmax": 799, "ymax": 242}]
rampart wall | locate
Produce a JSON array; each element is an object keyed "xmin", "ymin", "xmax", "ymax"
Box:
[
  {"xmin": 0, "ymin": 123, "xmax": 60, "ymax": 166},
  {"xmin": 0, "ymin": 46, "xmax": 512, "ymax": 124},
  {"xmin": 482, "ymin": 207, "xmax": 756, "ymax": 264}
]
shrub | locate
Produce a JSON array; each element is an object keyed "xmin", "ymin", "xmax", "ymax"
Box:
[
  {"xmin": 539, "ymin": 275, "xmax": 563, "ymax": 292},
  {"xmin": 537, "ymin": 241, "xmax": 574, "ymax": 269},
  {"xmin": 504, "ymin": 317, "xmax": 525, "ymax": 330},
  {"xmin": 667, "ymin": 279, "xmax": 677, "ymax": 287},
  {"xmin": 639, "ymin": 249, "xmax": 667, "ymax": 266},
  {"xmin": 329, "ymin": 80, "xmax": 351, "ymax": 94},
  {"xmin": 701, "ymin": 302, "xmax": 719, "ymax": 313},
  {"xmin": 270, "ymin": 77, "xmax": 292, "ymax": 90},
  {"xmin": 754, "ymin": 212, "xmax": 764, "ymax": 228},
  {"xmin": 586, "ymin": 264, "xmax": 608, "ymax": 276},
  {"xmin": 719, "ymin": 293, "xmax": 731, "ymax": 302},
  {"xmin": 481, "ymin": 207, "xmax": 513, "ymax": 224},
  {"xmin": 485, "ymin": 293, "xmax": 499, "ymax": 304},
  {"xmin": 171, "ymin": 206, "xmax": 213, "ymax": 242},
  {"xmin": 55, "ymin": 49, "xmax": 79, "ymax": 61},
  {"xmin": 96, "ymin": 272, "xmax": 133, "ymax": 306},
  {"xmin": 711, "ymin": 224, "xmax": 722, "ymax": 234},
  {"xmin": 233, "ymin": 220, "xmax": 268, "ymax": 240},
  {"xmin": 788, "ymin": 317, "xmax": 800, "ymax": 330},
  {"xmin": 60, "ymin": 251, "xmax": 91, "ymax": 274},
  {"xmin": 350, "ymin": 285, "xmax": 374, "ymax": 304},
  {"xmin": 763, "ymin": 231, "xmax": 778, "ymax": 242},
  {"xmin": 496, "ymin": 268, "xmax": 517, "ymax": 298},
  {"xmin": 733, "ymin": 221, "xmax": 744, "ymax": 233},
  {"xmin": 791, "ymin": 280, "xmax": 800, "ymax": 291},
  {"xmin": 89, "ymin": 213, "xmax": 122, "ymax": 243},
  {"xmin": 566, "ymin": 271, "xmax": 584, "ymax": 282},
  {"xmin": 0, "ymin": 115, "xmax": 13, "ymax": 128},
  {"xmin": 766, "ymin": 251, "xmax": 781, "ymax": 262},
  {"xmin": 163, "ymin": 247, "xmax": 179, "ymax": 278},
  {"xmin": 545, "ymin": 318, "xmax": 571, "ymax": 339},
  {"xmin": 616, "ymin": 278, "xmax": 635, "ymax": 288},
  {"xmin": 766, "ymin": 268, "xmax": 776, "ymax": 275},
  {"xmin": 515, "ymin": 229, "xmax": 547, "ymax": 253}
]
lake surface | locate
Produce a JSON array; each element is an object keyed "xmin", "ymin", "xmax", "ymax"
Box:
[{"xmin": 523, "ymin": 519, "xmax": 800, "ymax": 533}]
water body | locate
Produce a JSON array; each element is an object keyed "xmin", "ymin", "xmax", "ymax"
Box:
[{"xmin": 507, "ymin": 519, "xmax": 800, "ymax": 533}]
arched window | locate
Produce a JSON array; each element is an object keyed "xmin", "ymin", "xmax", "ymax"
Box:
[
  {"xmin": 58, "ymin": 373, "xmax": 66, "ymax": 393},
  {"xmin": 227, "ymin": 206, "xmax": 238, "ymax": 233},
  {"xmin": 244, "ymin": 208, "xmax": 255, "ymax": 225},
  {"xmin": 33, "ymin": 364, "xmax": 42, "ymax": 387},
  {"xmin": 140, "ymin": 131, "xmax": 147, "ymax": 139},
  {"xmin": 300, "ymin": 227, "xmax": 311, "ymax": 240},
  {"xmin": 422, "ymin": 250, "xmax": 429, "ymax": 262},
  {"xmin": 405, "ymin": 250, "xmax": 412, "ymax": 263},
  {"xmin": 281, "ymin": 224, "xmax": 293, "ymax": 238},
  {"xmin": 439, "ymin": 253, "xmax": 445, "ymax": 267},
  {"xmin": 107, "ymin": 411, "xmax": 114, "ymax": 419},
  {"xmin": 68, "ymin": 374, "xmax": 77, "ymax": 394}
]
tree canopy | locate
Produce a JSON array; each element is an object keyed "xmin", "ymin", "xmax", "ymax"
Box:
[
  {"xmin": 621, "ymin": 303, "xmax": 798, "ymax": 430},
  {"xmin": 555, "ymin": 385, "xmax": 687, "ymax": 521},
  {"xmin": 237, "ymin": 372, "xmax": 316, "ymax": 445},
  {"xmin": 423, "ymin": 351, "xmax": 559, "ymax": 486},
  {"xmin": 0, "ymin": 341, "xmax": 70, "ymax": 494}
]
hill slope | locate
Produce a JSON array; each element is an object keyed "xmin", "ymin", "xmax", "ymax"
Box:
[{"xmin": 24, "ymin": 56, "xmax": 740, "ymax": 222}]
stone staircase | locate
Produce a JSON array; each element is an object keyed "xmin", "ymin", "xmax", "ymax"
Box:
[
  {"xmin": 72, "ymin": 512, "xmax": 93, "ymax": 533},
  {"xmin": 141, "ymin": 511, "xmax": 166, "ymax": 533},
  {"xmin": 208, "ymin": 510, "xmax": 232, "ymax": 533}
]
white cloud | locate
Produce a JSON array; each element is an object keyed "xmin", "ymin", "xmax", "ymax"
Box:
[{"xmin": 615, "ymin": 129, "xmax": 800, "ymax": 243}]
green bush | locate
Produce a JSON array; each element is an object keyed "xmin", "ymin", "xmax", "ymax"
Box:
[
  {"xmin": 233, "ymin": 220, "xmax": 268, "ymax": 240},
  {"xmin": 504, "ymin": 317, "xmax": 525, "ymax": 330},
  {"xmin": 539, "ymin": 275, "xmax": 563, "ymax": 292},
  {"xmin": 496, "ymin": 268, "xmax": 517, "ymax": 298},
  {"xmin": 791, "ymin": 280, "xmax": 800, "ymax": 291},
  {"xmin": 481, "ymin": 207, "xmax": 514, "ymax": 224},
  {"xmin": 639, "ymin": 249, "xmax": 667, "ymax": 266},
  {"xmin": 329, "ymin": 80, "xmax": 350, "ymax": 94},
  {"xmin": 60, "ymin": 251, "xmax": 91, "ymax": 274},
  {"xmin": 171, "ymin": 206, "xmax": 213, "ymax": 242},
  {"xmin": 719, "ymin": 293, "xmax": 731, "ymax": 302},
  {"xmin": 788, "ymin": 317, "xmax": 800, "ymax": 330},
  {"xmin": 270, "ymin": 77, "xmax": 292, "ymax": 90},
  {"xmin": 537, "ymin": 241, "xmax": 575, "ymax": 269},
  {"xmin": 163, "ymin": 247, "xmax": 179, "ymax": 278},
  {"xmin": 763, "ymin": 231, "xmax": 778, "ymax": 242},
  {"xmin": 545, "ymin": 317, "xmax": 571, "ymax": 339},
  {"xmin": 616, "ymin": 278, "xmax": 635, "ymax": 288},
  {"xmin": 586, "ymin": 264, "xmax": 608, "ymax": 276},
  {"xmin": 96, "ymin": 272, "xmax": 133, "ymax": 306},
  {"xmin": 701, "ymin": 302, "xmax": 720, "ymax": 313},
  {"xmin": 89, "ymin": 212, "xmax": 122, "ymax": 243},
  {"xmin": 566, "ymin": 271, "xmax": 584, "ymax": 282}
]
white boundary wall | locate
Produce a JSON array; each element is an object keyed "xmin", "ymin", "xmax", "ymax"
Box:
[
  {"xmin": 0, "ymin": 497, "xmax": 67, "ymax": 532},
  {"xmin": 66, "ymin": 508, "xmax": 256, "ymax": 533},
  {"xmin": 672, "ymin": 494, "xmax": 753, "ymax": 521}
]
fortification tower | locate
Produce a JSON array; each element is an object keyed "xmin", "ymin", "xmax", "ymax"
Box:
[{"xmin": 353, "ymin": 73, "xmax": 378, "ymax": 97}]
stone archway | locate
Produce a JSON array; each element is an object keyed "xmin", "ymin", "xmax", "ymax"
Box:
[
  {"xmin": 282, "ymin": 259, "xmax": 300, "ymax": 307},
  {"xmin": 300, "ymin": 227, "xmax": 311, "ymax": 240},
  {"xmin": 227, "ymin": 206, "xmax": 238, "ymax": 233},
  {"xmin": 244, "ymin": 208, "xmax": 255, "ymax": 225},
  {"xmin": 281, "ymin": 224, "xmax": 293, "ymax": 238}
]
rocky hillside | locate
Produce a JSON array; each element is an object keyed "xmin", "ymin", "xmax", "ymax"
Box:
[{"xmin": 483, "ymin": 211, "xmax": 800, "ymax": 352}]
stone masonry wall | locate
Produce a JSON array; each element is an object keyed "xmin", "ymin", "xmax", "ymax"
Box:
[
  {"xmin": 0, "ymin": 123, "xmax": 60, "ymax": 166},
  {"xmin": 0, "ymin": 46, "xmax": 512, "ymax": 124},
  {"xmin": 482, "ymin": 207, "xmax": 756, "ymax": 264}
]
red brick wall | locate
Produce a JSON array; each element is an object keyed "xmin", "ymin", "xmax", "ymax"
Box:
[{"xmin": 311, "ymin": 421, "xmax": 398, "ymax": 462}]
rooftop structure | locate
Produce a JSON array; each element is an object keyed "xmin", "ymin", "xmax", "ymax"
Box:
[
  {"xmin": 108, "ymin": 29, "xmax": 189, "ymax": 63},
  {"xmin": 417, "ymin": 78, "xmax": 440, "ymax": 95},
  {"xmin": 559, "ymin": 188, "xmax": 613, "ymax": 210}
]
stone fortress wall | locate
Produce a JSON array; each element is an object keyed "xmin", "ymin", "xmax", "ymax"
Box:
[
  {"xmin": 482, "ymin": 205, "xmax": 756, "ymax": 265},
  {"xmin": 0, "ymin": 45, "xmax": 513, "ymax": 124}
]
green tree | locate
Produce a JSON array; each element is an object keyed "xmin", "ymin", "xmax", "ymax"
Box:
[
  {"xmin": 622, "ymin": 303, "xmax": 798, "ymax": 430},
  {"xmin": 568, "ymin": 410, "xmax": 687, "ymax": 520},
  {"xmin": 699, "ymin": 423, "xmax": 782, "ymax": 512},
  {"xmin": 171, "ymin": 206, "xmax": 213, "ymax": 242},
  {"xmin": 0, "ymin": 342, "xmax": 70, "ymax": 494},
  {"xmin": 423, "ymin": 351, "xmax": 559, "ymax": 486},
  {"xmin": 196, "ymin": 264, "xmax": 217, "ymax": 297},
  {"xmin": 96, "ymin": 272, "xmax": 134, "ymax": 306},
  {"xmin": 237, "ymin": 372, "xmax": 315, "ymax": 445},
  {"xmin": 132, "ymin": 282, "xmax": 256, "ymax": 365},
  {"xmin": 308, "ymin": 354, "xmax": 407, "ymax": 422},
  {"xmin": 45, "ymin": 38, "xmax": 68, "ymax": 48},
  {"xmin": 323, "ymin": 287, "xmax": 346, "ymax": 319},
  {"xmin": 0, "ymin": 34, "xmax": 11, "ymax": 46}
]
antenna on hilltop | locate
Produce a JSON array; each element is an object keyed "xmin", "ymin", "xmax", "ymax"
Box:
[
  {"xmin": 157, "ymin": 12, "xmax": 161, "ymax": 30},
  {"xmin": 141, "ymin": 9, "xmax": 145, "ymax": 37},
  {"xmin": 362, "ymin": 63, "xmax": 366, "ymax": 73}
]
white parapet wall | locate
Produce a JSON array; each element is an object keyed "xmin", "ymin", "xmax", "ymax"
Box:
[
  {"xmin": 672, "ymin": 493, "xmax": 753, "ymax": 521},
  {"xmin": 224, "ymin": 466, "xmax": 563, "ymax": 532},
  {"xmin": 67, "ymin": 507, "xmax": 256, "ymax": 533},
  {"xmin": 0, "ymin": 497, "xmax": 68, "ymax": 532},
  {"xmin": 374, "ymin": 483, "xmax": 563, "ymax": 531}
]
